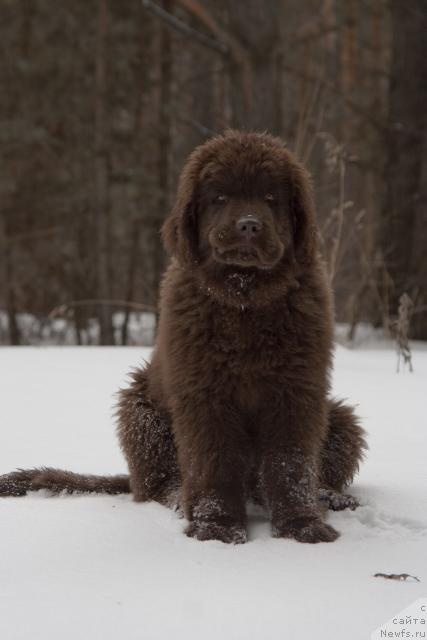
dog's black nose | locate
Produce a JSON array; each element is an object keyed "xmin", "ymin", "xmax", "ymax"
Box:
[{"xmin": 236, "ymin": 216, "xmax": 263, "ymax": 240}]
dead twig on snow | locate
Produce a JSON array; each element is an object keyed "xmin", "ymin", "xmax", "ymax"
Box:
[{"xmin": 374, "ymin": 573, "xmax": 420, "ymax": 582}]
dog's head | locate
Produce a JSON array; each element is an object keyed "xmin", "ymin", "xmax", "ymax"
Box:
[{"xmin": 162, "ymin": 131, "xmax": 318, "ymax": 305}]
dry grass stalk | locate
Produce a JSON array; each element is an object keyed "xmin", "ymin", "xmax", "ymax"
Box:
[
  {"xmin": 318, "ymin": 132, "xmax": 352, "ymax": 286},
  {"xmin": 390, "ymin": 292, "xmax": 414, "ymax": 372}
]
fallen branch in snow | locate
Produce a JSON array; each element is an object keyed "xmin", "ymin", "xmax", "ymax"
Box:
[{"xmin": 373, "ymin": 573, "xmax": 420, "ymax": 582}]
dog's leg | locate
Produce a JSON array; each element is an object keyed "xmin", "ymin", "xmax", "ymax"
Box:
[
  {"xmin": 116, "ymin": 367, "xmax": 180, "ymax": 506},
  {"xmin": 259, "ymin": 395, "xmax": 339, "ymax": 543},
  {"xmin": 172, "ymin": 398, "xmax": 250, "ymax": 544}
]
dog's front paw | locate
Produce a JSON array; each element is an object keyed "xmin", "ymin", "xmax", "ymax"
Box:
[
  {"xmin": 273, "ymin": 516, "xmax": 339, "ymax": 543},
  {"xmin": 185, "ymin": 520, "xmax": 247, "ymax": 544}
]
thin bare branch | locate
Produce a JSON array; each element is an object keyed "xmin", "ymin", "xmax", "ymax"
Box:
[
  {"xmin": 175, "ymin": 0, "xmax": 253, "ymax": 114},
  {"xmin": 282, "ymin": 61, "xmax": 386, "ymax": 132},
  {"xmin": 141, "ymin": 0, "xmax": 227, "ymax": 54}
]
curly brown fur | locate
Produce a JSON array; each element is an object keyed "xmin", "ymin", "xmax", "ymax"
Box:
[
  {"xmin": 0, "ymin": 131, "xmax": 367, "ymax": 546},
  {"xmin": 0, "ymin": 468, "xmax": 130, "ymax": 496},
  {"xmin": 321, "ymin": 399, "xmax": 367, "ymax": 492},
  {"xmin": 118, "ymin": 130, "xmax": 366, "ymax": 543},
  {"xmin": 116, "ymin": 366, "xmax": 180, "ymax": 507}
]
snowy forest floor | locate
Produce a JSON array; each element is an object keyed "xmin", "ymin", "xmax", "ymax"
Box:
[{"xmin": 0, "ymin": 345, "xmax": 426, "ymax": 640}]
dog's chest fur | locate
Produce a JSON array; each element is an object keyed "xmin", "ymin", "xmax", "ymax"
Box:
[
  {"xmin": 159, "ymin": 265, "xmax": 330, "ymax": 414},
  {"xmin": 204, "ymin": 299, "xmax": 302, "ymax": 414},
  {"xmin": 210, "ymin": 302, "xmax": 292, "ymax": 362}
]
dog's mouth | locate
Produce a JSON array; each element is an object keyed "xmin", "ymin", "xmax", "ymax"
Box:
[
  {"xmin": 213, "ymin": 244, "xmax": 280, "ymax": 269},
  {"xmin": 214, "ymin": 245, "xmax": 264, "ymax": 268}
]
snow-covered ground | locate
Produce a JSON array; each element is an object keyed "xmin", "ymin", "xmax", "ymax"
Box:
[{"xmin": 0, "ymin": 345, "xmax": 426, "ymax": 640}]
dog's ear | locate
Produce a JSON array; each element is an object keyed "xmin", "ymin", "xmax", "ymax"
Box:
[
  {"xmin": 289, "ymin": 162, "xmax": 318, "ymax": 264},
  {"xmin": 161, "ymin": 167, "xmax": 199, "ymax": 266}
]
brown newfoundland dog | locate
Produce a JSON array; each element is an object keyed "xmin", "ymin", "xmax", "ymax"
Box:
[{"xmin": 0, "ymin": 131, "xmax": 366, "ymax": 544}]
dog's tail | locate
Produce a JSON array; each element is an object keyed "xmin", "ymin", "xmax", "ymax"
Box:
[
  {"xmin": 321, "ymin": 399, "xmax": 368, "ymax": 491},
  {"xmin": 0, "ymin": 467, "xmax": 130, "ymax": 497}
]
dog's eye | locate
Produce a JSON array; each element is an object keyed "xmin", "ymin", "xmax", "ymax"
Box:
[
  {"xmin": 214, "ymin": 195, "xmax": 228, "ymax": 204},
  {"xmin": 265, "ymin": 193, "xmax": 275, "ymax": 202}
]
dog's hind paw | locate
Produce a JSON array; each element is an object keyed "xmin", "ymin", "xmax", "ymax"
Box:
[
  {"xmin": 318, "ymin": 488, "xmax": 359, "ymax": 511},
  {"xmin": 273, "ymin": 516, "xmax": 340, "ymax": 543}
]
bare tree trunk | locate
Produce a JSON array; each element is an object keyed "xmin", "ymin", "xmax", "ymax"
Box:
[
  {"xmin": 380, "ymin": 0, "xmax": 427, "ymax": 337},
  {"xmin": 121, "ymin": 221, "xmax": 140, "ymax": 346},
  {"xmin": 1, "ymin": 219, "xmax": 21, "ymax": 345},
  {"xmin": 226, "ymin": 0, "xmax": 283, "ymax": 134},
  {"xmin": 154, "ymin": 0, "xmax": 173, "ymax": 299},
  {"xmin": 94, "ymin": 0, "xmax": 114, "ymax": 345}
]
